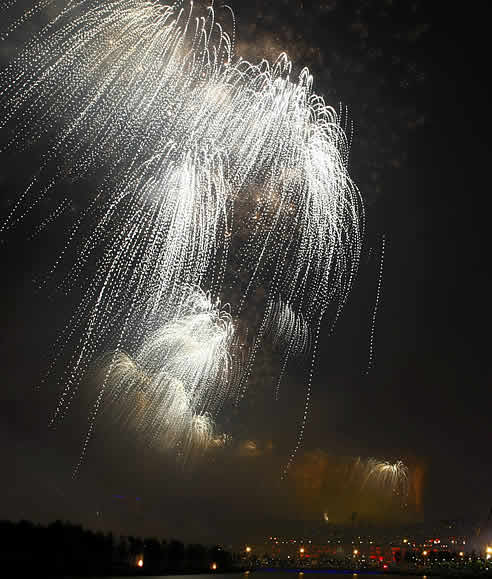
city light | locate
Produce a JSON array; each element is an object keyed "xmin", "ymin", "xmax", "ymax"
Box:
[
  {"xmin": 246, "ymin": 546, "xmax": 252, "ymax": 553},
  {"xmin": 300, "ymin": 547, "xmax": 305, "ymax": 554},
  {"xmin": 422, "ymin": 551, "xmax": 428, "ymax": 556},
  {"xmin": 353, "ymin": 549, "xmax": 359, "ymax": 555},
  {"xmin": 459, "ymin": 552, "xmax": 464, "ymax": 557},
  {"xmin": 137, "ymin": 558, "xmax": 143, "ymax": 568},
  {"xmin": 211, "ymin": 562, "xmax": 217, "ymax": 570}
]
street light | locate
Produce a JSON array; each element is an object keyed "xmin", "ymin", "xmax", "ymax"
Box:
[
  {"xmin": 353, "ymin": 549, "xmax": 359, "ymax": 555},
  {"xmin": 246, "ymin": 546, "xmax": 252, "ymax": 553},
  {"xmin": 299, "ymin": 547, "xmax": 305, "ymax": 554},
  {"xmin": 422, "ymin": 550, "xmax": 428, "ymax": 557}
]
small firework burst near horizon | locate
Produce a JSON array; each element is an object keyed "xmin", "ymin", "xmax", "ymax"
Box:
[
  {"xmin": 0, "ymin": 1, "xmax": 363, "ymax": 472},
  {"xmin": 355, "ymin": 457, "xmax": 410, "ymax": 502}
]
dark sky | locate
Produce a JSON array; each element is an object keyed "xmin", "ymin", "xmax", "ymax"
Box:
[{"xmin": 1, "ymin": 0, "xmax": 491, "ymax": 545}]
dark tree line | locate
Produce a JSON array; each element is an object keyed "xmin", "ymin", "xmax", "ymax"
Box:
[{"xmin": 0, "ymin": 519, "xmax": 234, "ymax": 576}]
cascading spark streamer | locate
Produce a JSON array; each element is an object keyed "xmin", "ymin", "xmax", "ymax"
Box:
[{"xmin": 0, "ymin": 0, "xmax": 363, "ymax": 469}]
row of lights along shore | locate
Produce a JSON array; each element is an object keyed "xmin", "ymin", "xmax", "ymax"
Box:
[{"xmin": 243, "ymin": 540, "xmax": 492, "ymax": 560}]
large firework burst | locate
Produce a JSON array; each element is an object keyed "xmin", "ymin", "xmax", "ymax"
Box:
[{"xmin": 0, "ymin": 0, "xmax": 363, "ymax": 471}]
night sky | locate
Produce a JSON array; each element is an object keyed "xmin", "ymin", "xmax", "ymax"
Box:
[{"xmin": 1, "ymin": 0, "xmax": 490, "ymax": 544}]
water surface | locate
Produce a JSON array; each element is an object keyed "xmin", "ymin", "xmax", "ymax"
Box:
[{"xmin": 111, "ymin": 571, "xmax": 432, "ymax": 579}]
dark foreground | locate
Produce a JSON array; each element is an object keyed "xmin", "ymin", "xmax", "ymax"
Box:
[
  {"xmin": 0, "ymin": 520, "xmax": 234, "ymax": 576},
  {"xmin": 2, "ymin": 521, "xmax": 492, "ymax": 577}
]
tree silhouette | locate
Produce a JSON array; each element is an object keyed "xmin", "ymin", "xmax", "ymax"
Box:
[{"xmin": 0, "ymin": 519, "xmax": 236, "ymax": 575}]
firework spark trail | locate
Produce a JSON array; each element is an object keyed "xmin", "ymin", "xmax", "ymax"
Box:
[
  {"xmin": 1, "ymin": 1, "xmax": 363, "ymax": 467},
  {"xmin": 267, "ymin": 299, "xmax": 310, "ymax": 400},
  {"xmin": 366, "ymin": 234, "xmax": 385, "ymax": 374}
]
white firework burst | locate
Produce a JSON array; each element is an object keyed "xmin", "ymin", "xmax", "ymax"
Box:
[
  {"xmin": 356, "ymin": 457, "xmax": 410, "ymax": 498},
  {"xmin": 0, "ymin": 1, "xmax": 363, "ymax": 469},
  {"xmin": 98, "ymin": 289, "xmax": 235, "ymax": 459}
]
